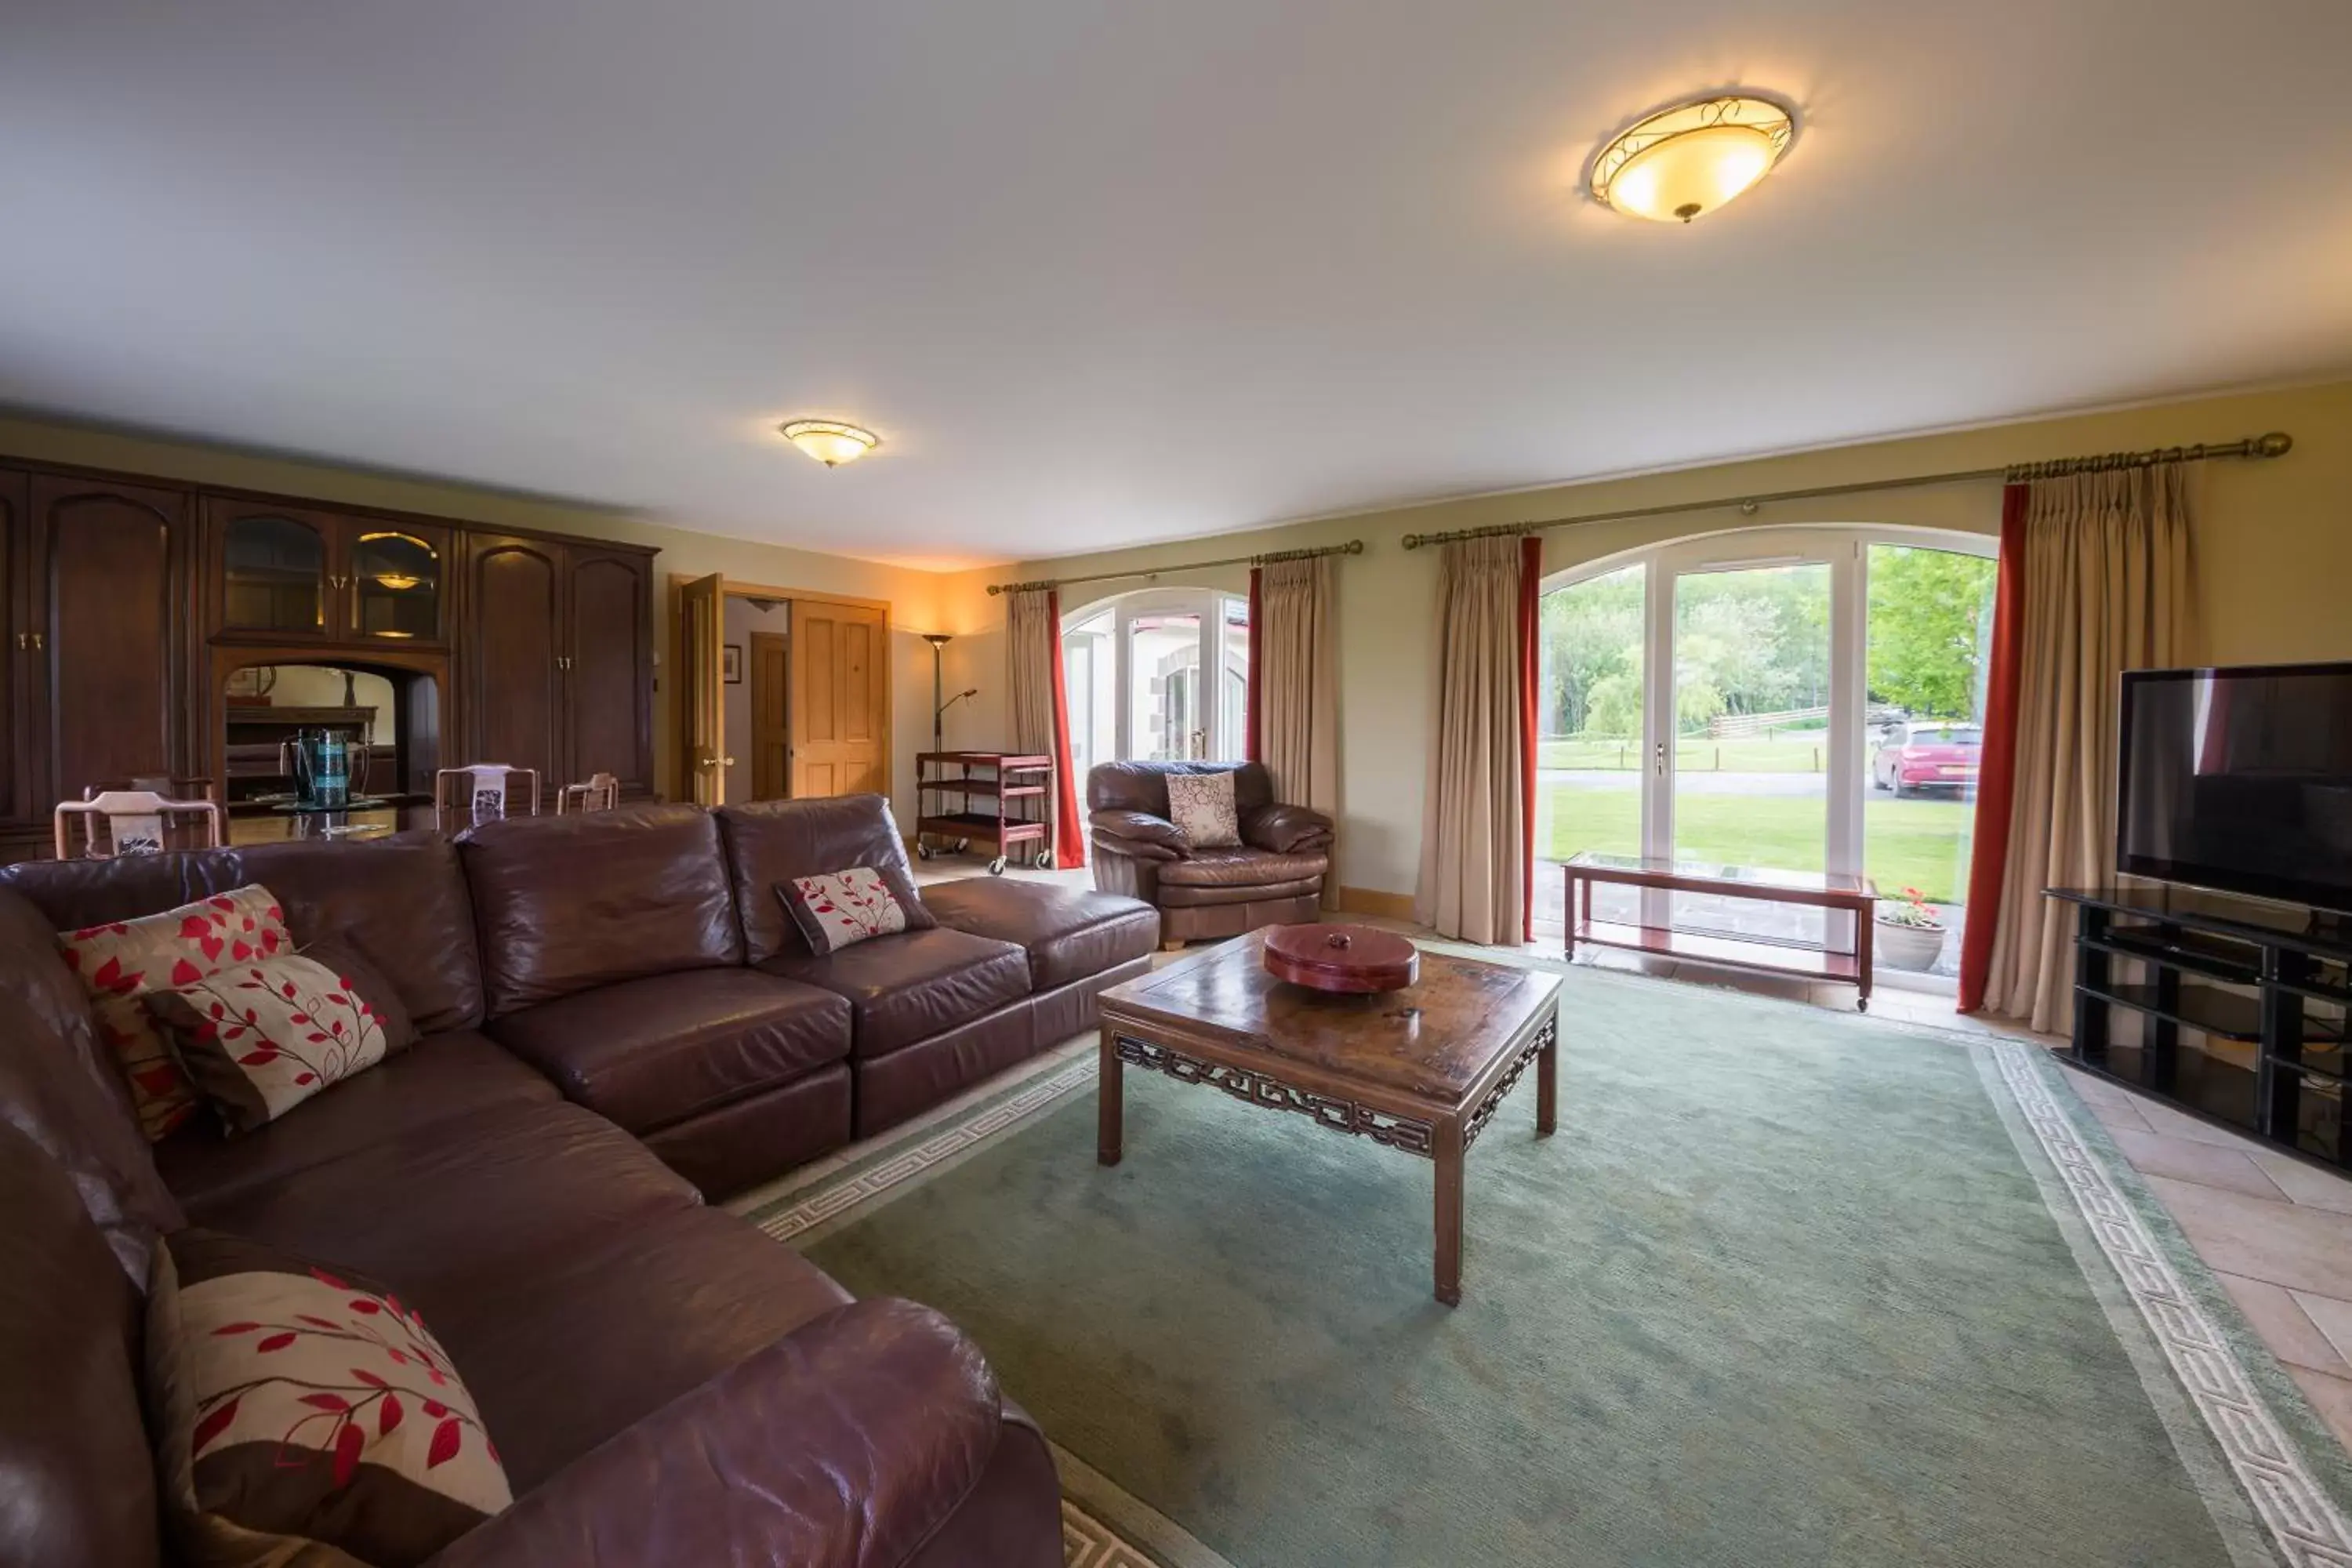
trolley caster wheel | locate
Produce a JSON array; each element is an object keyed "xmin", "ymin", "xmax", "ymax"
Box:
[
  {"xmin": 915, "ymin": 842, "xmax": 933, "ymax": 860},
  {"xmin": 955, "ymin": 837, "xmax": 971, "ymax": 853},
  {"xmin": 1856, "ymin": 997, "xmax": 1869, "ymax": 1013},
  {"xmin": 988, "ymin": 856, "xmax": 1007, "ymax": 876},
  {"xmin": 1033, "ymin": 851, "xmax": 1054, "ymax": 870}
]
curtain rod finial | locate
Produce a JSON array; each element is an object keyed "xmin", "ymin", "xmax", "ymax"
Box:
[{"xmin": 2256, "ymin": 431, "xmax": 2292, "ymax": 459}]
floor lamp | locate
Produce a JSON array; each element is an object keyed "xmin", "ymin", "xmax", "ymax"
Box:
[{"xmin": 923, "ymin": 632, "xmax": 975, "ymax": 749}]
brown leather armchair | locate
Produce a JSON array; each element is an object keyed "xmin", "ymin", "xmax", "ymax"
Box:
[{"xmin": 1088, "ymin": 760, "xmax": 1334, "ymax": 946}]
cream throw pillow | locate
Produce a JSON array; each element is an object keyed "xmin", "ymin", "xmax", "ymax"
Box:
[{"xmin": 1165, "ymin": 772, "xmax": 1242, "ymax": 848}]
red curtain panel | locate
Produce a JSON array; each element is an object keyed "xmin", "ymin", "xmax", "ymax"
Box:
[
  {"xmin": 1956, "ymin": 484, "xmax": 2031, "ymax": 1012},
  {"xmin": 1245, "ymin": 566, "xmax": 1264, "ymax": 764},
  {"xmin": 1045, "ymin": 589, "xmax": 1087, "ymax": 867},
  {"xmin": 1519, "ymin": 535, "xmax": 1543, "ymax": 944}
]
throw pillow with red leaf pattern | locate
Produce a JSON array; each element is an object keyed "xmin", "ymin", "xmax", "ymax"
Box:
[
  {"xmin": 147, "ymin": 1229, "xmax": 511, "ymax": 1568},
  {"xmin": 143, "ymin": 942, "xmax": 406, "ymax": 1136},
  {"xmin": 56, "ymin": 886, "xmax": 289, "ymax": 1142},
  {"xmin": 779, "ymin": 865, "xmax": 924, "ymax": 954}
]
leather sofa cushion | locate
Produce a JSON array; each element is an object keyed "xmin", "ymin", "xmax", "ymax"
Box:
[
  {"xmin": 426, "ymin": 1205, "xmax": 853, "ymax": 1491},
  {"xmin": 216, "ymin": 833, "xmax": 486, "ymax": 1033},
  {"xmin": 154, "ymin": 1028, "xmax": 560, "ymax": 1210},
  {"xmin": 0, "ymin": 1119, "xmax": 160, "ymax": 1568},
  {"xmin": 919, "ymin": 878, "xmax": 1160, "ymax": 991},
  {"xmin": 761, "ymin": 927, "xmax": 1030, "ymax": 1059},
  {"xmin": 1157, "ymin": 876, "xmax": 1323, "ymax": 907},
  {"xmin": 488, "ymin": 969, "xmax": 851, "ymax": 1134},
  {"xmin": 1155, "ymin": 846, "xmax": 1331, "ymax": 887},
  {"xmin": 178, "ymin": 1098, "xmax": 699, "ymax": 1305},
  {"xmin": 1087, "ymin": 759, "xmax": 1276, "ymax": 818},
  {"xmin": 1, "ymin": 835, "xmax": 488, "ymax": 1037},
  {"xmin": 718, "ymin": 796, "xmax": 926, "ymax": 965},
  {"xmin": 461, "ymin": 804, "xmax": 744, "ymax": 1016}
]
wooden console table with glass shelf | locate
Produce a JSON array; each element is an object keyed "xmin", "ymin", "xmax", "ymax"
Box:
[
  {"xmin": 2047, "ymin": 887, "xmax": 2349, "ymax": 1170},
  {"xmin": 1563, "ymin": 851, "xmax": 1878, "ymax": 1009}
]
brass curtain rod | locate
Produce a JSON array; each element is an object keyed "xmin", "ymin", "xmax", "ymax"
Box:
[
  {"xmin": 985, "ymin": 538, "xmax": 1364, "ymax": 597},
  {"xmin": 1398, "ymin": 431, "xmax": 2293, "ymax": 550}
]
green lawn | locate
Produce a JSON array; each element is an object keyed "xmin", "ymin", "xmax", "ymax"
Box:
[
  {"xmin": 1540, "ymin": 783, "xmax": 1973, "ymax": 906},
  {"xmin": 1539, "ymin": 735, "xmax": 1831, "ymax": 773}
]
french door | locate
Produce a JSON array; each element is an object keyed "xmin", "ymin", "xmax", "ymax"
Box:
[
  {"xmin": 1063, "ymin": 588, "xmax": 1250, "ymax": 768},
  {"xmin": 1639, "ymin": 534, "xmax": 1856, "ymax": 942}
]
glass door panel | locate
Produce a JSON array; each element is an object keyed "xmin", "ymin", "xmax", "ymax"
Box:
[
  {"xmin": 350, "ymin": 530, "xmax": 443, "ymax": 641},
  {"xmin": 1128, "ymin": 611, "xmax": 1203, "ymax": 760},
  {"xmin": 1864, "ymin": 543, "xmax": 1998, "ymax": 977},
  {"xmin": 1061, "ymin": 610, "xmax": 1115, "ymax": 782},
  {"xmin": 1533, "ymin": 561, "xmax": 1646, "ymax": 931},
  {"xmin": 221, "ymin": 513, "xmax": 329, "ymax": 635},
  {"xmin": 1217, "ymin": 596, "xmax": 1250, "ymax": 761},
  {"xmin": 1668, "ymin": 560, "xmax": 1833, "ymax": 942}
]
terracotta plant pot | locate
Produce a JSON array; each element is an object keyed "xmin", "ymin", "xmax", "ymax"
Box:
[{"xmin": 1875, "ymin": 918, "xmax": 1947, "ymax": 973}]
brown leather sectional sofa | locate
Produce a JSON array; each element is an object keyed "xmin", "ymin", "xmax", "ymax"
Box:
[
  {"xmin": 0, "ymin": 795, "xmax": 1158, "ymax": 1567},
  {"xmin": 1088, "ymin": 760, "xmax": 1336, "ymax": 943}
]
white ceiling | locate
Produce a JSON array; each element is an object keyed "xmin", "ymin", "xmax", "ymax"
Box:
[{"xmin": 4, "ymin": 2, "xmax": 2349, "ymax": 568}]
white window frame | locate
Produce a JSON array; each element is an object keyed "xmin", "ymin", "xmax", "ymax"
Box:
[{"xmin": 1063, "ymin": 586, "xmax": 1251, "ymax": 764}]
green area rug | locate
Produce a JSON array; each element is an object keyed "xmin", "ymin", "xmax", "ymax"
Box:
[{"xmin": 741, "ymin": 958, "xmax": 2352, "ymax": 1568}]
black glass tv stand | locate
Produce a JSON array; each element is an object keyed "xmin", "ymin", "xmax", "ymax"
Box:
[{"xmin": 2046, "ymin": 886, "xmax": 2349, "ymax": 1170}]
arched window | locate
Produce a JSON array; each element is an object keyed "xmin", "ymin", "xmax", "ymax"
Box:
[{"xmin": 1062, "ymin": 587, "xmax": 1250, "ymax": 777}]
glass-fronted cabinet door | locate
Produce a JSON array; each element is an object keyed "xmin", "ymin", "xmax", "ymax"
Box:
[
  {"xmin": 345, "ymin": 526, "xmax": 447, "ymax": 641},
  {"xmin": 209, "ymin": 500, "xmax": 334, "ymax": 638}
]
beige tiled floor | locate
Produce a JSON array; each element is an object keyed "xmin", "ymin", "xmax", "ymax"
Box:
[{"xmin": 890, "ymin": 860, "xmax": 2352, "ymax": 1457}]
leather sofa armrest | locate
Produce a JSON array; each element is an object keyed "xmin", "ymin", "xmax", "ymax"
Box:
[
  {"xmin": 429, "ymin": 1299, "xmax": 1010, "ymax": 1568},
  {"xmin": 1242, "ymin": 803, "xmax": 1334, "ymax": 855},
  {"xmin": 1089, "ymin": 809, "xmax": 1189, "ymax": 862}
]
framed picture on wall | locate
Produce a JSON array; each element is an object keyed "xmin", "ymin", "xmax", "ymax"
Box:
[{"xmin": 723, "ymin": 644, "xmax": 744, "ymax": 684}]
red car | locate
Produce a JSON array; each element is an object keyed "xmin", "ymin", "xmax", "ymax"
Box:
[{"xmin": 1872, "ymin": 721, "xmax": 1981, "ymax": 797}]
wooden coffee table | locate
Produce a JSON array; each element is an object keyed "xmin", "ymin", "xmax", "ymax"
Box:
[{"xmin": 1095, "ymin": 930, "xmax": 1562, "ymax": 1305}]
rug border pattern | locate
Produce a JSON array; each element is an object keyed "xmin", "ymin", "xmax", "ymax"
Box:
[{"xmin": 1994, "ymin": 1042, "xmax": 2352, "ymax": 1568}]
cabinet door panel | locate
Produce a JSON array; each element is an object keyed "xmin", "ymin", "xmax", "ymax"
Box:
[
  {"xmin": 564, "ymin": 550, "xmax": 652, "ymax": 793},
  {"xmin": 463, "ymin": 536, "xmax": 564, "ymax": 800},
  {"xmin": 347, "ymin": 521, "xmax": 451, "ymax": 643},
  {"xmin": 204, "ymin": 498, "xmax": 335, "ymax": 639},
  {"xmin": 31, "ymin": 477, "xmax": 185, "ymax": 801},
  {"xmin": 0, "ymin": 470, "xmax": 22, "ymax": 820}
]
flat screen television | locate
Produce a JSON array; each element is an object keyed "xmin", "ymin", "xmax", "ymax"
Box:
[{"xmin": 2118, "ymin": 662, "xmax": 2352, "ymax": 914}]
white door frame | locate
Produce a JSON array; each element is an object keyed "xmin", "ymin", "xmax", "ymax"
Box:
[
  {"xmin": 1566, "ymin": 524, "xmax": 1994, "ymax": 935},
  {"xmin": 1069, "ymin": 586, "xmax": 1249, "ymax": 763}
]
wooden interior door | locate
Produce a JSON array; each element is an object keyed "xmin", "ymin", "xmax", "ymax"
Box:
[
  {"xmin": 788, "ymin": 599, "xmax": 887, "ymax": 799},
  {"xmin": 749, "ymin": 632, "xmax": 790, "ymax": 800},
  {"xmin": 677, "ymin": 573, "xmax": 727, "ymax": 804},
  {"xmin": 461, "ymin": 535, "xmax": 565, "ymax": 806}
]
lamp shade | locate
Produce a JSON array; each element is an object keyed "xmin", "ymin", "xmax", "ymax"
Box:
[
  {"xmin": 780, "ymin": 419, "xmax": 879, "ymax": 466},
  {"xmin": 1591, "ymin": 96, "xmax": 1794, "ymax": 223}
]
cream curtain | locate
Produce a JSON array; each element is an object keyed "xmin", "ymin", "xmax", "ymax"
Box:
[
  {"xmin": 1005, "ymin": 588, "xmax": 1056, "ymax": 754},
  {"xmin": 1259, "ymin": 557, "xmax": 1341, "ymax": 904},
  {"xmin": 1983, "ymin": 463, "xmax": 2190, "ymax": 1031},
  {"xmin": 1415, "ymin": 537, "xmax": 1526, "ymax": 944}
]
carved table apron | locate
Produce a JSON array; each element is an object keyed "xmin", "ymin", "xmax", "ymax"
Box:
[{"xmin": 1094, "ymin": 932, "xmax": 1562, "ymax": 1306}]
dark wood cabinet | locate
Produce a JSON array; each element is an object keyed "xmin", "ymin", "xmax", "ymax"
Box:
[
  {"xmin": 461, "ymin": 535, "xmax": 567, "ymax": 802},
  {"xmin": 458, "ymin": 536, "xmax": 655, "ymax": 804},
  {"xmin": 23, "ymin": 474, "xmax": 189, "ymax": 807},
  {"xmin": 563, "ymin": 547, "xmax": 655, "ymax": 796},
  {"xmin": 0, "ymin": 456, "xmax": 655, "ymax": 860},
  {"xmin": 205, "ymin": 501, "xmax": 452, "ymax": 645}
]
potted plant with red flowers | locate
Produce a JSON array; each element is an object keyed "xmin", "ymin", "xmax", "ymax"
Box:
[{"xmin": 1875, "ymin": 885, "xmax": 1947, "ymax": 971}]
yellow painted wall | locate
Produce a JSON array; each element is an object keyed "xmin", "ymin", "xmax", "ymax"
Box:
[
  {"xmin": 0, "ymin": 413, "xmax": 955, "ymax": 821},
  {"xmin": 938, "ymin": 378, "xmax": 2352, "ymax": 899}
]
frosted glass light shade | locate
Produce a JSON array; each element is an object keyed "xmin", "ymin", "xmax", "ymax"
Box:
[
  {"xmin": 1591, "ymin": 96, "xmax": 1794, "ymax": 224},
  {"xmin": 781, "ymin": 419, "xmax": 880, "ymax": 466}
]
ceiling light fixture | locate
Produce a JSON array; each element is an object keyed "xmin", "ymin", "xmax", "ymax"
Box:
[
  {"xmin": 779, "ymin": 419, "xmax": 880, "ymax": 467},
  {"xmin": 1589, "ymin": 94, "xmax": 1794, "ymax": 223}
]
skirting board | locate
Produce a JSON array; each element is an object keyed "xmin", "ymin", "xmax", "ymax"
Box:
[{"xmin": 1335, "ymin": 885, "xmax": 1416, "ymax": 921}]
